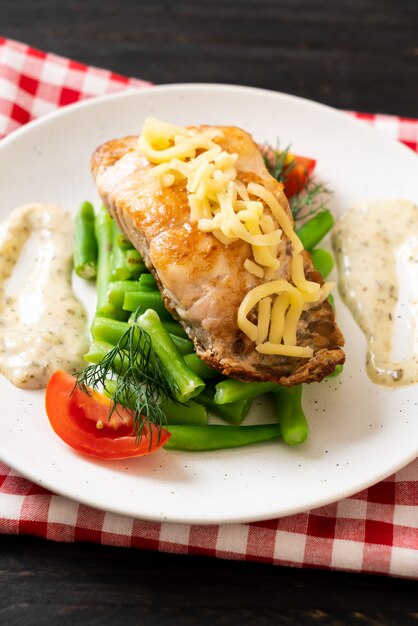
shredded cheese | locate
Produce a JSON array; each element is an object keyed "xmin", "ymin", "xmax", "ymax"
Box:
[
  {"xmin": 256, "ymin": 297, "xmax": 273, "ymax": 344},
  {"xmin": 244, "ymin": 258, "xmax": 265, "ymax": 278},
  {"xmin": 138, "ymin": 118, "xmax": 333, "ymax": 359},
  {"xmin": 256, "ymin": 343, "xmax": 313, "ymax": 358},
  {"xmin": 269, "ymin": 293, "xmax": 290, "ymax": 344}
]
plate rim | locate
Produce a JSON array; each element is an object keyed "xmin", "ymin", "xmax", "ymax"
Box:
[
  {"xmin": 2, "ymin": 82, "xmax": 416, "ymax": 162},
  {"xmin": 1, "ymin": 429, "xmax": 417, "ymax": 525}
]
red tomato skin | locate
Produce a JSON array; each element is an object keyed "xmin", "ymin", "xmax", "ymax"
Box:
[
  {"xmin": 283, "ymin": 154, "xmax": 316, "ymax": 198},
  {"xmin": 45, "ymin": 371, "xmax": 170, "ymax": 460}
]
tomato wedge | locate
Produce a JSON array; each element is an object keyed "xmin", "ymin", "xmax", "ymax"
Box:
[
  {"xmin": 45, "ymin": 370, "xmax": 170, "ymax": 459},
  {"xmin": 283, "ymin": 153, "xmax": 316, "ymax": 198}
]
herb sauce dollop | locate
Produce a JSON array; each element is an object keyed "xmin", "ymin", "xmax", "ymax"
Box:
[
  {"xmin": 0, "ymin": 203, "xmax": 89, "ymax": 389},
  {"xmin": 332, "ymin": 199, "xmax": 418, "ymax": 387}
]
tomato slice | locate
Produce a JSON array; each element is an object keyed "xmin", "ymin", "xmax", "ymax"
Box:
[
  {"xmin": 45, "ymin": 370, "xmax": 170, "ymax": 460},
  {"xmin": 283, "ymin": 153, "xmax": 316, "ymax": 198}
]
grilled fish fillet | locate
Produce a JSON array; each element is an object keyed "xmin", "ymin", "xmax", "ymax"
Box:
[{"xmin": 91, "ymin": 126, "xmax": 345, "ymax": 386}]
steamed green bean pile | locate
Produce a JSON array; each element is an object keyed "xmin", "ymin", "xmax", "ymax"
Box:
[{"xmin": 73, "ymin": 198, "xmax": 338, "ymax": 452}]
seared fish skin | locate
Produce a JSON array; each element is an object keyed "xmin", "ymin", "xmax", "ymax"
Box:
[{"xmin": 92, "ymin": 126, "xmax": 344, "ymax": 386}]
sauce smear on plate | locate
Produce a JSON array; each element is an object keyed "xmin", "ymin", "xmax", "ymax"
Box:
[
  {"xmin": 0, "ymin": 203, "xmax": 88, "ymax": 389},
  {"xmin": 333, "ymin": 199, "xmax": 418, "ymax": 387}
]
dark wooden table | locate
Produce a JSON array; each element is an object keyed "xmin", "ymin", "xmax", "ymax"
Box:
[{"xmin": 1, "ymin": 1, "xmax": 418, "ymax": 624}]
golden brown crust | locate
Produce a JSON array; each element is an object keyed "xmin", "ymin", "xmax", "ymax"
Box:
[{"xmin": 91, "ymin": 127, "xmax": 345, "ymax": 386}]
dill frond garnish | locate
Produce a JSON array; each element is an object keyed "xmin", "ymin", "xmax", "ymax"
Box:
[
  {"xmin": 289, "ymin": 179, "xmax": 332, "ymax": 222},
  {"xmin": 261, "ymin": 143, "xmax": 292, "ymax": 182},
  {"xmin": 75, "ymin": 316, "xmax": 176, "ymax": 443},
  {"xmin": 260, "ymin": 143, "xmax": 332, "ymax": 222}
]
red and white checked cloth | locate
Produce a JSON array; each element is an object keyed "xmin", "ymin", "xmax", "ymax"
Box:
[{"xmin": 1, "ymin": 36, "xmax": 418, "ymax": 578}]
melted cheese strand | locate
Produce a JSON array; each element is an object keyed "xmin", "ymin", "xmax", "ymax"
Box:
[
  {"xmin": 247, "ymin": 182, "xmax": 303, "ymax": 254},
  {"xmin": 216, "ymin": 186, "xmax": 281, "ymax": 247},
  {"xmin": 282, "ymin": 290, "xmax": 305, "ymax": 345},
  {"xmin": 269, "ymin": 293, "xmax": 290, "ymax": 343},
  {"xmin": 246, "ymin": 219, "xmax": 280, "ymax": 269},
  {"xmin": 139, "ymin": 119, "xmax": 222, "ymax": 164},
  {"xmin": 244, "ymin": 258, "xmax": 265, "ymax": 278},
  {"xmin": 303, "ymin": 282, "xmax": 335, "ymax": 308},
  {"xmin": 256, "ymin": 297, "xmax": 273, "ymax": 344},
  {"xmin": 291, "ymin": 253, "xmax": 320, "ymax": 295},
  {"xmin": 256, "ymin": 343, "xmax": 313, "ymax": 358},
  {"xmin": 237, "ymin": 280, "xmax": 302, "ymax": 343},
  {"xmin": 138, "ymin": 118, "xmax": 333, "ymax": 359}
]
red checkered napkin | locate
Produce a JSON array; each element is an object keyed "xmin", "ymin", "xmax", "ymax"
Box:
[{"xmin": 1, "ymin": 36, "xmax": 417, "ymax": 578}]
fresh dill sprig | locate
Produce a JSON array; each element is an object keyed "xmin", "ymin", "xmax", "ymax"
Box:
[
  {"xmin": 75, "ymin": 316, "xmax": 176, "ymax": 444},
  {"xmin": 289, "ymin": 178, "xmax": 332, "ymax": 221},
  {"xmin": 260, "ymin": 142, "xmax": 332, "ymax": 222},
  {"xmin": 261, "ymin": 142, "xmax": 293, "ymax": 182}
]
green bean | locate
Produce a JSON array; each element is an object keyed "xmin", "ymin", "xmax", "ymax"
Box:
[
  {"xmin": 296, "ymin": 210, "xmax": 334, "ymax": 251},
  {"xmin": 137, "ymin": 309, "xmax": 205, "ymax": 402},
  {"xmin": 91, "ymin": 315, "xmax": 192, "ymax": 357},
  {"xmin": 214, "ymin": 379, "xmax": 277, "ymax": 405},
  {"xmin": 311, "ymin": 248, "xmax": 334, "ymax": 279},
  {"xmin": 107, "ymin": 280, "xmax": 140, "ymax": 310},
  {"xmin": 91, "ymin": 316, "xmax": 129, "ymax": 346},
  {"xmin": 327, "ymin": 363, "xmax": 344, "ymax": 378},
  {"xmin": 116, "ymin": 233, "xmax": 134, "ymax": 250},
  {"xmin": 216, "ymin": 381, "xmax": 309, "ymax": 445},
  {"xmin": 170, "ymin": 335, "xmax": 194, "ymax": 356},
  {"xmin": 84, "ymin": 339, "xmax": 114, "ymax": 364},
  {"xmin": 123, "ymin": 290, "xmax": 172, "ymax": 320},
  {"xmin": 111, "ymin": 244, "xmax": 132, "ymax": 281},
  {"xmin": 126, "ymin": 249, "xmax": 147, "ymax": 278},
  {"xmin": 110, "ymin": 220, "xmax": 146, "ymax": 280},
  {"xmin": 164, "ymin": 424, "xmax": 281, "ymax": 451},
  {"xmin": 130, "ymin": 313, "xmax": 188, "ymax": 341},
  {"xmin": 73, "ymin": 201, "xmax": 98, "ymax": 280},
  {"xmin": 197, "ymin": 385, "xmax": 252, "ymax": 425},
  {"xmin": 95, "ymin": 205, "xmax": 118, "ymax": 318},
  {"xmin": 84, "ymin": 340, "xmax": 128, "ymax": 375},
  {"xmin": 161, "ymin": 398, "xmax": 208, "ymax": 426},
  {"xmin": 102, "ymin": 379, "xmax": 207, "ymax": 426},
  {"xmin": 139, "ymin": 273, "xmax": 158, "ymax": 291},
  {"xmin": 183, "ymin": 353, "xmax": 219, "ymax": 380},
  {"xmin": 125, "ymin": 278, "xmax": 188, "ymax": 338},
  {"xmin": 272, "ymin": 385, "xmax": 308, "ymax": 446},
  {"xmin": 162, "ymin": 320, "xmax": 188, "ymax": 339},
  {"xmin": 306, "ymin": 256, "xmax": 336, "ymax": 308}
]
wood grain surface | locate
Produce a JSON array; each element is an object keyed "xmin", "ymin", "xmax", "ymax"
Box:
[
  {"xmin": 2, "ymin": 0, "xmax": 418, "ymax": 116},
  {"xmin": 1, "ymin": 0, "xmax": 418, "ymax": 624},
  {"xmin": 1, "ymin": 534, "xmax": 417, "ymax": 626}
]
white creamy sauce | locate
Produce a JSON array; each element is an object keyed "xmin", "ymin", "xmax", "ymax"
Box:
[
  {"xmin": 332, "ymin": 199, "xmax": 418, "ymax": 387},
  {"xmin": 0, "ymin": 203, "xmax": 89, "ymax": 389}
]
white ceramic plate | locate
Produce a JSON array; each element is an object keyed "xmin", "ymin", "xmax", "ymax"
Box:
[{"xmin": 0, "ymin": 84, "xmax": 417, "ymax": 524}]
